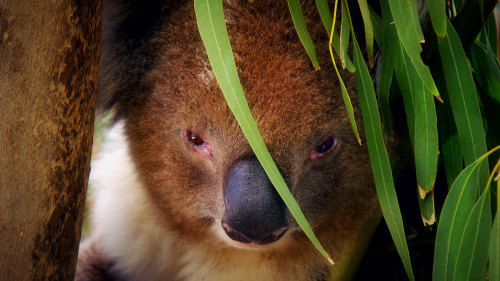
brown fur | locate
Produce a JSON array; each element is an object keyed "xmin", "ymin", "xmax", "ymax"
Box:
[{"xmin": 78, "ymin": 1, "xmax": 382, "ymax": 280}]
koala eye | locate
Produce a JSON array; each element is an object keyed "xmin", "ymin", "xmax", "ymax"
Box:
[
  {"xmin": 186, "ymin": 131, "xmax": 205, "ymax": 146},
  {"xmin": 308, "ymin": 136, "xmax": 339, "ymax": 161}
]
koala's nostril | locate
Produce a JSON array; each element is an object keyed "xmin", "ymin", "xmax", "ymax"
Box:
[
  {"xmin": 221, "ymin": 221, "xmax": 288, "ymax": 245},
  {"xmin": 222, "ymin": 222, "xmax": 252, "ymax": 244},
  {"xmin": 257, "ymin": 226, "xmax": 288, "ymax": 245}
]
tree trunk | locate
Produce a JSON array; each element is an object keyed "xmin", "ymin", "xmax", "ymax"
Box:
[{"xmin": 0, "ymin": 1, "xmax": 101, "ymax": 280}]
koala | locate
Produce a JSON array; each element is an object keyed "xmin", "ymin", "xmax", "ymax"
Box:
[{"xmin": 76, "ymin": 0, "xmax": 384, "ymax": 280}]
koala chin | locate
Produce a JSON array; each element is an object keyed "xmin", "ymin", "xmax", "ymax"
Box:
[{"xmin": 76, "ymin": 0, "xmax": 383, "ymax": 280}]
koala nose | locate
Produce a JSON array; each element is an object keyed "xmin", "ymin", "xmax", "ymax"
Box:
[{"xmin": 222, "ymin": 158, "xmax": 288, "ymax": 245}]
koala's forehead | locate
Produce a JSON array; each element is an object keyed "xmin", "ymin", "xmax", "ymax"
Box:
[{"xmin": 150, "ymin": 1, "xmax": 345, "ymax": 139}]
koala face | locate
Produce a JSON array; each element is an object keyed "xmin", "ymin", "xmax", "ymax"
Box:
[
  {"xmin": 120, "ymin": 1, "xmax": 379, "ymax": 251},
  {"xmin": 83, "ymin": 0, "xmax": 383, "ymax": 280}
]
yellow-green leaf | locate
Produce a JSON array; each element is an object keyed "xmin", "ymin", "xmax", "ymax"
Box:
[
  {"xmin": 316, "ymin": 0, "xmax": 355, "ymax": 72},
  {"xmin": 339, "ymin": 0, "xmax": 350, "ymax": 70}
]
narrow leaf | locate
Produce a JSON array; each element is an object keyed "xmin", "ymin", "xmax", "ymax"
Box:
[
  {"xmin": 470, "ymin": 41, "xmax": 500, "ymax": 104},
  {"xmin": 316, "ymin": 0, "xmax": 355, "ymax": 72},
  {"xmin": 437, "ymin": 100, "xmax": 463, "ymax": 189},
  {"xmin": 288, "ymin": 0, "xmax": 320, "ymax": 70},
  {"xmin": 353, "ymin": 37, "xmax": 415, "ymax": 281},
  {"xmin": 433, "ymin": 146, "xmax": 500, "ymax": 281},
  {"xmin": 339, "ymin": 0, "xmax": 350, "ymax": 70},
  {"xmin": 438, "ymin": 19, "xmax": 489, "ymax": 188},
  {"xmin": 194, "ymin": 0, "xmax": 332, "ymax": 264},
  {"xmin": 378, "ymin": 46, "xmax": 394, "ymax": 136},
  {"xmin": 384, "ymin": 0, "xmax": 441, "ymax": 99},
  {"xmin": 491, "ymin": 208, "xmax": 500, "ymax": 281},
  {"xmin": 428, "ymin": 0, "xmax": 447, "ymax": 36},
  {"xmin": 417, "ymin": 190, "xmax": 435, "ymax": 226},
  {"xmin": 325, "ymin": 0, "xmax": 361, "ymax": 145},
  {"xmin": 454, "ymin": 189, "xmax": 491, "ymax": 281},
  {"xmin": 357, "ymin": 0, "xmax": 374, "ymax": 67},
  {"xmin": 388, "ymin": 20, "xmax": 438, "ymax": 197}
]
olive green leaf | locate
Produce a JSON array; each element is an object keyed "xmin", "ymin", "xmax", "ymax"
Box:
[
  {"xmin": 288, "ymin": 0, "xmax": 321, "ymax": 70},
  {"xmin": 357, "ymin": 0, "xmax": 374, "ymax": 67},
  {"xmin": 438, "ymin": 19, "xmax": 489, "ymax": 189},
  {"xmin": 339, "ymin": 0, "xmax": 351, "ymax": 70},
  {"xmin": 428, "ymin": 0, "xmax": 447, "ymax": 36},
  {"xmin": 352, "ymin": 32, "xmax": 415, "ymax": 281},
  {"xmin": 433, "ymin": 146, "xmax": 500, "ymax": 281}
]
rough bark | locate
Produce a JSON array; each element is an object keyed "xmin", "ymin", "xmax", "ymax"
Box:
[{"xmin": 0, "ymin": 1, "xmax": 101, "ymax": 280}]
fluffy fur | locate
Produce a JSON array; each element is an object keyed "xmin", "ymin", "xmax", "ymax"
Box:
[{"xmin": 77, "ymin": 1, "xmax": 383, "ymax": 280}]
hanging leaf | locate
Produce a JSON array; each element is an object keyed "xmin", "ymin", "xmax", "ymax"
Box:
[
  {"xmin": 352, "ymin": 35, "xmax": 415, "ymax": 281},
  {"xmin": 357, "ymin": 0, "xmax": 374, "ymax": 67},
  {"xmin": 428, "ymin": 0, "xmax": 447, "ymax": 37},
  {"xmin": 385, "ymin": 9, "xmax": 438, "ymax": 210},
  {"xmin": 453, "ymin": 189, "xmax": 491, "ymax": 281},
  {"xmin": 386, "ymin": 0, "xmax": 440, "ymax": 99},
  {"xmin": 316, "ymin": 0, "xmax": 355, "ymax": 72},
  {"xmin": 339, "ymin": 0, "xmax": 351, "ymax": 70},
  {"xmin": 433, "ymin": 146, "xmax": 500, "ymax": 281},
  {"xmin": 288, "ymin": 0, "xmax": 321, "ymax": 70},
  {"xmin": 194, "ymin": 0, "xmax": 332, "ymax": 264},
  {"xmin": 491, "ymin": 201, "xmax": 500, "ymax": 281},
  {"xmin": 438, "ymin": 19, "xmax": 489, "ymax": 189},
  {"xmin": 437, "ymin": 100, "xmax": 463, "ymax": 189}
]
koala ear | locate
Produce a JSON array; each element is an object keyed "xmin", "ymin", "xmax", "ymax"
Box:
[{"xmin": 96, "ymin": 0, "xmax": 169, "ymax": 115}]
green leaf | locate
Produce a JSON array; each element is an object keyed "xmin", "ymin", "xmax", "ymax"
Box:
[
  {"xmin": 491, "ymin": 207, "xmax": 500, "ymax": 281},
  {"xmin": 428, "ymin": 0, "xmax": 447, "ymax": 36},
  {"xmin": 417, "ymin": 190, "xmax": 435, "ymax": 226},
  {"xmin": 370, "ymin": 2, "xmax": 392, "ymax": 136},
  {"xmin": 438, "ymin": 19, "xmax": 489, "ymax": 188},
  {"xmin": 388, "ymin": 19, "xmax": 438, "ymax": 198},
  {"xmin": 454, "ymin": 188, "xmax": 491, "ymax": 281},
  {"xmin": 378, "ymin": 45, "xmax": 394, "ymax": 136},
  {"xmin": 288, "ymin": 0, "xmax": 320, "ymax": 70},
  {"xmin": 385, "ymin": 0, "xmax": 441, "ymax": 99},
  {"xmin": 437, "ymin": 100, "xmax": 463, "ymax": 189},
  {"xmin": 352, "ymin": 36, "xmax": 415, "ymax": 281},
  {"xmin": 339, "ymin": 0, "xmax": 351, "ymax": 70},
  {"xmin": 194, "ymin": 0, "xmax": 332, "ymax": 264},
  {"xmin": 316, "ymin": 0, "xmax": 355, "ymax": 72},
  {"xmin": 357, "ymin": 0, "xmax": 374, "ymax": 67},
  {"xmin": 470, "ymin": 41, "xmax": 500, "ymax": 104},
  {"xmin": 433, "ymin": 147, "xmax": 499, "ymax": 281}
]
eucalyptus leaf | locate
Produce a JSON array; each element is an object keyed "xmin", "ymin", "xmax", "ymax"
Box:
[
  {"xmin": 428, "ymin": 0, "xmax": 447, "ymax": 36},
  {"xmin": 357, "ymin": 0, "xmax": 374, "ymax": 67},
  {"xmin": 316, "ymin": 0, "xmax": 355, "ymax": 72},
  {"xmin": 438, "ymin": 19, "xmax": 489, "ymax": 189},
  {"xmin": 433, "ymin": 147, "xmax": 499, "ymax": 281},
  {"xmin": 454, "ymin": 189, "xmax": 491, "ymax": 281},
  {"xmin": 340, "ymin": 0, "xmax": 350, "ymax": 70},
  {"xmin": 288, "ymin": 0, "xmax": 320, "ymax": 70},
  {"xmin": 491, "ymin": 207, "xmax": 500, "ymax": 281},
  {"xmin": 352, "ymin": 36, "xmax": 415, "ymax": 281}
]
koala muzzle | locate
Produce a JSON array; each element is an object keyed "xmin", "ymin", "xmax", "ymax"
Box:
[{"xmin": 222, "ymin": 158, "xmax": 288, "ymax": 245}]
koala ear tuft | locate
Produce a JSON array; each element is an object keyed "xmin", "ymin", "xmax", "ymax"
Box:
[{"xmin": 95, "ymin": 0, "xmax": 174, "ymax": 116}]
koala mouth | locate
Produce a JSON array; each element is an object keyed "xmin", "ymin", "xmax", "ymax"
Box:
[{"xmin": 221, "ymin": 222, "xmax": 288, "ymax": 245}]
